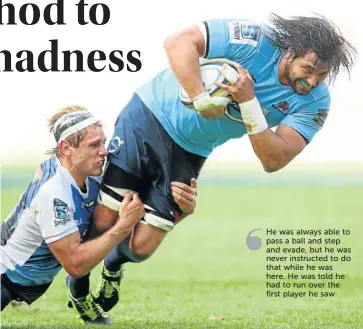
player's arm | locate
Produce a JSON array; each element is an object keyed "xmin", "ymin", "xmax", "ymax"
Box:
[
  {"xmin": 247, "ymin": 126, "xmax": 306, "ymax": 172},
  {"xmin": 217, "ymin": 61, "xmax": 329, "ymax": 172},
  {"xmin": 46, "ymin": 193, "xmax": 144, "ymax": 278},
  {"xmin": 164, "ymin": 24, "xmax": 231, "ymax": 119},
  {"xmin": 165, "ymin": 20, "xmax": 261, "ymax": 119},
  {"xmin": 164, "ymin": 25, "xmax": 206, "ymax": 100}
]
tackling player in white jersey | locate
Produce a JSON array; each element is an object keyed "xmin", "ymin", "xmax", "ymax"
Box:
[
  {"xmin": 1, "ymin": 106, "xmax": 198, "ymax": 325},
  {"xmin": 0, "ymin": 106, "xmax": 145, "ymax": 324}
]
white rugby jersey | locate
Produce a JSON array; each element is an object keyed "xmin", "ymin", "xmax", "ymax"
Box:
[{"xmin": 0, "ymin": 157, "xmax": 100, "ymax": 286}]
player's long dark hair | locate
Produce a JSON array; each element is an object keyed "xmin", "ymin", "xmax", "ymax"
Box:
[{"xmin": 263, "ymin": 13, "xmax": 356, "ymax": 82}]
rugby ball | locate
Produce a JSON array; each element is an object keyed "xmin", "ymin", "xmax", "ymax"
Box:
[{"xmin": 179, "ymin": 59, "xmax": 237, "ymax": 109}]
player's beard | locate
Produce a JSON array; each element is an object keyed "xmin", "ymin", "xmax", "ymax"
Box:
[{"xmin": 284, "ymin": 62, "xmax": 311, "ymax": 95}]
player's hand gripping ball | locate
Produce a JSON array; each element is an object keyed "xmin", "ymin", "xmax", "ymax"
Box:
[{"xmin": 179, "ymin": 59, "xmax": 239, "ymax": 111}]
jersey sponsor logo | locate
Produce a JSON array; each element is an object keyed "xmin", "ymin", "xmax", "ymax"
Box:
[
  {"xmin": 108, "ymin": 136, "xmax": 124, "ymax": 154},
  {"xmin": 229, "ymin": 20, "xmax": 260, "ymax": 46},
  {"xmin": 272, "ymin": 101, "xmax": 289, "ymax": 115},
  {"xmin": 224, "ymin": 101, "xmax": 270, "ymax": 123},
  {"xmin": 313, "ymin": 109, "xmax": 328, "ymax": 126},
  {"xmin": 53, "ymin": 198, "xmax": 69, "ymax": 220},
  {"xmin": 54, "ymin": 217, "xmax": 72, "ymax": 227},
  {"xmin": 231, "ymin": 21, "xmax": 241, "ymax": 40},
  {"xmin": 82, "ymin": 200, "xmax": 95, "ymax": 208}
]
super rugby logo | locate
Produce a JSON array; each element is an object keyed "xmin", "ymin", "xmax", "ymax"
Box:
[
  {"xmin": 241, "ymin": 23, "xmax": 260, "ymax": 40},
  {"xmin": 53, "ymin": 198, "xmax": 69, "ymax": 219},
  {"xmin": 53, "ymin": 198, "xmax": 71, "ymax": 226},
  {"xmin": 229, "ymin": 21, "xmax": 260, "ymax": 46}
]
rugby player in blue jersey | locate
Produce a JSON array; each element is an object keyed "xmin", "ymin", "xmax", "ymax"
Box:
[{"xmin": 68, "ymin": 14, "xmax": 356, "ymax": 319}]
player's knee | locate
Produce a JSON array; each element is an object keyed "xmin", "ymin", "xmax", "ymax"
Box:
[
  {"xmin": 127, "ymin": 221, "xmax": 168, "ymax": 260},
  {"xmin": 93, "ymin": 204, "xmax": 119, "ymax": 234},
  {"xmin": 128, "ymin": 240, "xmax": 154, "ymax": 261},
  {"xmin": 130, "ymin": 250, "xmax": 152, "ymax": 262},
  {"xmin": 116, "ymin": 237, "xmax": 149, "ymax": 263}
]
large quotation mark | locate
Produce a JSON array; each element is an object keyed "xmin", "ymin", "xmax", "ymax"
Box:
[{"xmin": 246, "ymin": 229, "xmax": 262, "ymax": 250}]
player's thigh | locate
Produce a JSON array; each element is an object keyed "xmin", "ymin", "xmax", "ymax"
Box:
[
  {"xmin": 97, "ymin": 95, "xmax": 151, "ymax": 224},
  {"xmin": 91, "ymin": 204, "xmax": 119, "ymax": 235},
  {"xmin": 143, "ymin": 138, "xmax": 206, "ymax": 227},
  {"xmin": 99, "ymin": 95, "xmax": 173, "ymax": 229},
  {"xmin": 96, "ymin": 161, "xmax": 144, "ymax": 233},
  {"xmin": 100, "ymin": 94, "xmax": 206, "ymax": 233},
  {"xmin": 128, "ymin": 143, "xmax": 206, "ymax": 256}
]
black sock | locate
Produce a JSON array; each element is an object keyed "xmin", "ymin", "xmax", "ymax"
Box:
[
  {"xmin": 68, "ymin": 273, "xmax": 90, "ymax": 298},
  {"xmin": 104, "ymin": 247, "xmax": 131, "ymax": 272}
]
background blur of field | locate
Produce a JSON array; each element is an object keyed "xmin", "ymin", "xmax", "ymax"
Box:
[{"xmin": 1, "ymin": 161, "xmax": 362, "ymax": 329}]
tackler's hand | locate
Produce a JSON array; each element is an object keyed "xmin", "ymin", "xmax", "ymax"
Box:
[
  {"xmin": 171, "ymin": 178, "xmax": 198, "ymax": 215},
  {"xmin": 116, "ymin": 192, "xmax": 145, "ymax": 232}
]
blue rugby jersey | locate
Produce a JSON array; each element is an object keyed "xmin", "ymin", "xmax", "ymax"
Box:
[{"xmin": 136, "ymin": 19, "xmax": 330, "ymax": 157}]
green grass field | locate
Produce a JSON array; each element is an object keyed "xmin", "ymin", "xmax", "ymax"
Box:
[{"xmin": 1, "ymin": 165, "xmax": 363, "ymax": 329}]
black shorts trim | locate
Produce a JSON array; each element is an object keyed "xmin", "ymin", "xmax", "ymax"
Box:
[
  {"xmin": 103, "ymin": 163, "xmax": 143, "ymax": 192},
  {"xmin": 100, "ymin": 182, "xmax": 125, "ymax": 203}
]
